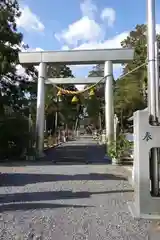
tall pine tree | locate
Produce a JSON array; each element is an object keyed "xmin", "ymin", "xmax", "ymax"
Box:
[{"xmin": 0, "ymin": 0, "xmax": 37, "ymax": 114}]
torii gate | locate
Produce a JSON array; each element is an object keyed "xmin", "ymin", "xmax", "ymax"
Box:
[{"xmin": 19, "ymin": 48, "xmax": 134, "ymax": 156}]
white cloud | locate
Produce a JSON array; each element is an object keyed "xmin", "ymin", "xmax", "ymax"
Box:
[
  {"xmin": 35, "ymin": 47, "xmax": 44, "ymax": 51},
  {"xmin": 100, "ymin": 8, "xmax": 116, "ymax": 27},
  {"xmin": 61, "ymin": 45, "xmax": 70, "ymax": 50},
  {"xmin": 16, "ymin": 6, "xmax": 45, "ymax": 32},
  {"xmin": 80, "ymin": 0, "xmax": 97, "ymax": 19},
  {"xmin": 55, "ymin": 16, "xmax": 103, "ymax": 46},
  {"xmin": 74, "ymin": 31, "xmax": 129, "ymax": 50},
  {"xmin": 55, "ymin": 0, "xmax": 115, "ymax": 46},
  {"xmin": 54, "ymin": 0, "xmax": 122, "ymax": 89},
  {"xmin": 55, "ymin": 0, "xmax": 118, "ymax": 54}
]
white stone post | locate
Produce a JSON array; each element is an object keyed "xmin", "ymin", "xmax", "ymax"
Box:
[
  {"xmin": 104, "ymin": 61, "xmax": 114, "ymax": 144},
  {"xmin": 36, "ymin": 62, "xmax": 46, "ymax": 157},
  {"xmin": 114, "ymin": 114, "xmax": 119, "ymax": 142}
]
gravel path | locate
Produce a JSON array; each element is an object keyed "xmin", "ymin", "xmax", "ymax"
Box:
[
  {"xmin": 0, "ymin": 164, "xmax": 151, "ymax": 240},
  {"xmin": 0, "ymin": 138, "xmax": 155, "ymax": 239}
]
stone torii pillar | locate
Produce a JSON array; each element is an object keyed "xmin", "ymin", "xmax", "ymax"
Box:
[
  {"xmin": 36, "ymin": 62, "xmax": 46, "ymax": 157},
  {"xmin": 104, "ymin": 61, "xmax": 114, "ymax": 144}
]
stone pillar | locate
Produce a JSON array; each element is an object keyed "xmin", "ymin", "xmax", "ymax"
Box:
[
  {"xmin": 36, "ymin": 62, "xmax": 46, "ymax": 157},
  {"xmin": 104, "ymin": 61, "xmax": 114, "ymax": 144}
]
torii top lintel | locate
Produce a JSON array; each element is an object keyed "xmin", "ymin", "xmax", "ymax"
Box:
[{"xmin": 19, "ymin": 48, "xmax": 134, "ymax": 66}]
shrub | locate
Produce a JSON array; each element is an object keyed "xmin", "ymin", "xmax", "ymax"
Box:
[
  {"xmin": 108, "ymin": 133, "xmax": 133, "ymax": 162},
  {"xmin": 0, "ymin": 114, "xmax": 32, "ymax": 160}
]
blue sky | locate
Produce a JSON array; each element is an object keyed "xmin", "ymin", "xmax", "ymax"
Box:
[{"xmin": 17, "ymin": 0, "xmax": 160, "ymax": 88}]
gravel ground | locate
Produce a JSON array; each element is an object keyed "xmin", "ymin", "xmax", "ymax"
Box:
[{"xmin": 0, "ymin": 164, "xmax": 152, "ymax": 240}]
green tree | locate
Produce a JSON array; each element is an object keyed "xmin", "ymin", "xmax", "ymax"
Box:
[
  {"xmin": 45, "ymin": 64, "xmax": 79, "ymax": 132},
  {"xmin": 85, "ymin": 95, "xmax": 101, "ymax": 128},
  {"xmin": 0, "ymin": 0, "xmax": 22, "ymax": 113},
  {"xmin": 85, "ymin": 64, "xmax": 106, "ymax": 129},
  {"xmin": 114, "ymin": 76, "xmax": 146, "ymax": 130},
  {"xmin": 114, "ymin": 24, "xmax": 159, "ymax": 130},
  {"xmin": 0, "ymin": 0, "xmax": 37, "ymax": 158},
  {"xmin": 121, "ymin": 24, "xmax": 148, "ymax": 102},
  {"xmin": 88, "ymin": 64, "xmax": 104, "ymax": 77}
]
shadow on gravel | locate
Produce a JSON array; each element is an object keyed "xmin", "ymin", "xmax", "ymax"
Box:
[
  {"xmin": 0, "ymin": 142, "xmax": 107, "ymax": 166},
  {"xmin": 0, "ymin": 172, "xmax": 127, "ymax": 187},
  {"xmin": 0, "ymin": 189, "xmax": 133, "ymax": 212},
  {"xmin": 0, "ymin": 189, "xmax": 134, "ymax": 204},
  {"xmin": 0, "ymin": 203, "xmax": 92, "ymax": 212}
]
